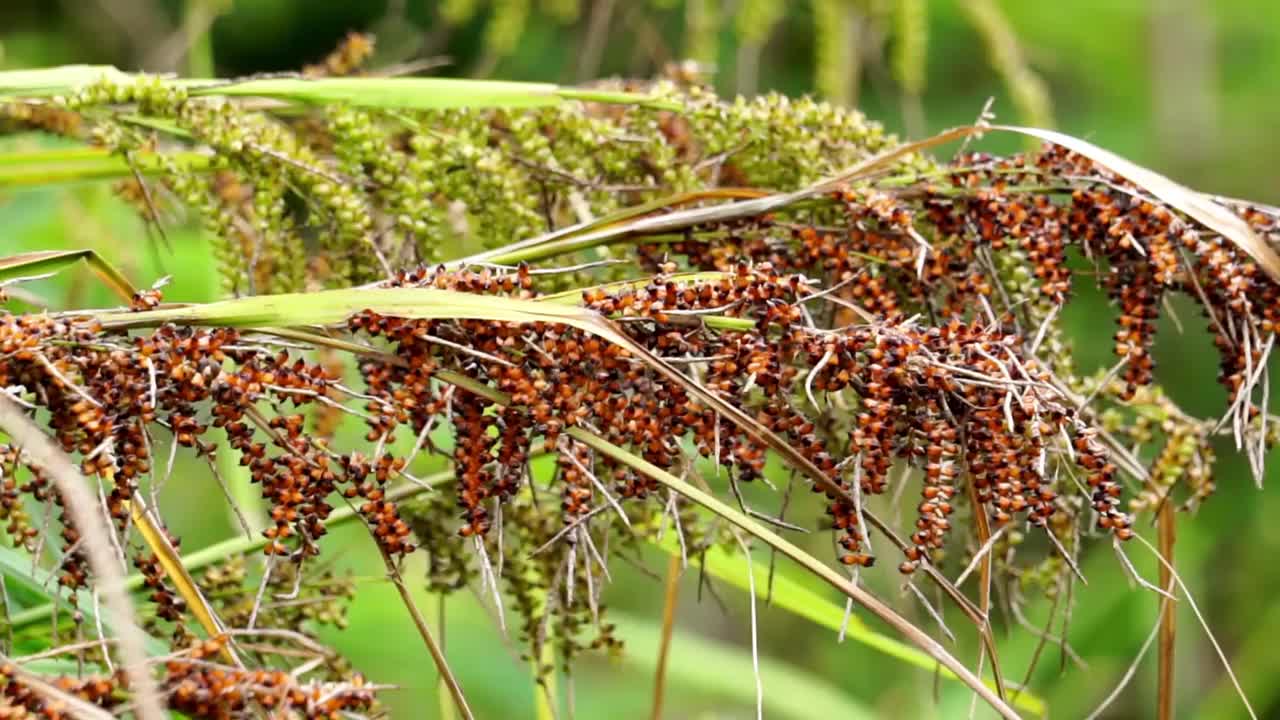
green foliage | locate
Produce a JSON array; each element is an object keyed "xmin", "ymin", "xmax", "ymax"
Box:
[{"xmin": 18, "ymin": 69, "xmax": 903, "ymax": 295}]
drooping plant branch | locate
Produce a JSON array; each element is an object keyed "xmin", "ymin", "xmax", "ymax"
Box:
[{"xmin": 1, "ymin": 61, "xmax": 1278, "ymax": 719}]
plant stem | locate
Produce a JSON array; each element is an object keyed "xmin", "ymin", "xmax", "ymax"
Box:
[
  {"xmin": 963, "ymin": 449, "xmax": 1007, "ymax": 701},
  {"xmin": 432, "ymin": 593, "xmax": 459, "ymax": 720},
  {"xmin": 534, "ymin": 634, "xmax": 558, "ymax": 720},
  {"xmin": 380, "ymin": 546, "xmax": 475, "ymax": 720},
  {"xmin": 649, "ymin": 553, "xmax": 682, "ymax": 720},
  {"xmin": 0, "ymin": 148, "xmax": 213, "ymax": 188},
  {"xmin": 1157, "ymin": 504, "xmax": 1176, "ymax": 720}
]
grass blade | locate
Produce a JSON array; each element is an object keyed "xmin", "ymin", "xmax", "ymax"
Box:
[
  {"xmin": 0, "ymin": 148, "xmax": 212, "ymax": 188},
  {"xmin": 0, "ymin": 66, "xmax": 676, "ymax": 110},
  {"xmin": 650, "ymin": 554, "xmax": 682, "ymax": 720},
  {"xmin": 90, "ymin": 287, "xmax": 598, "ymax": 329},
  {"xmin": 459, "ymin": 188, "xmax": 772, "ymax": 267},
  {"xmin": 0, "ymin": 250, "xmax": 137, "ymax": 301},
  {"xmin": 185, "ymin": 76, "xmax": 679, "ymax": 111},
  {"xmin": 0, "ymin": 66, "xmax": 130, "ymax": 96}
]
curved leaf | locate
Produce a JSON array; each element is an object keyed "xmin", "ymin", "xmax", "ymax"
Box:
[{"xmin": 0, "ymin": 250, "xmax": 136, "ymax": 301}]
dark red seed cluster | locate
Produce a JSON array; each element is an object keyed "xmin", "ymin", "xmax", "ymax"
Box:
[
  {"xmin": 795, "ymin": 318, "xmax": 1110, "ymax": 570},
  {"xmin": 135, "ymin": 551, "xmax": 188, "ymax": 623},
  {"xmin": 0, "ymin": 639, "xmax": 380, "ymax": 719},
  {"xmin": 0, "ymin": 664, "xmax": 121, "ymax": 717},
  {"xmin": 338, "ymin": 261, "xmax": 1135, "ymax": 572},
  {"xmin": 649, "ymin": 144, "xmax": 1280, "ymax": 415},
  {"xmin": 165, "ymin": 638, "xmax": 376, "ymax": 719},
  {"xmin": 1073, "ymin": 424, "xmax": 1133, "ymax": 540},
  {"xmin": 903, "ymin": 401, "xmax": 959, "ymax": 571},
  {"xmin": 0, "ymin": 297, "xmax": 428, "ymax": 621}
]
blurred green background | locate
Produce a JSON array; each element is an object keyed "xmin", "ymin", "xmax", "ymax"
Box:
[{"xmin": 2, "ymin": 1, "xmax": 1278, "ymax": 718}]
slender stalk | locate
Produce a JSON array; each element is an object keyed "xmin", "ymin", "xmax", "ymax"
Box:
[
  {"xmin": 535, "ymin": 631, "xmax": 558, "ymax": 720},
  {"xmin": 650, "ymin": 554, "xmax": 682, "ymax": 720},
  {"xmin": 1157, "ymin": 504, "xmax": 1176, "ymax": 720},
  {"xmin": 379, "ymin": 545, "xmax": 475, "ymax": 720},
  {"xmin": 433, "ymin": 593, "xmax": 460, "ymax": 720}
]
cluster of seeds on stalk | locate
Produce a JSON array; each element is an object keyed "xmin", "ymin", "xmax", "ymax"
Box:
[
  {"xmin": 341, "ymin": 262, "xmax": 1136, "ymax": 573},
  {"xmin": 0, "ymin": 296, "xmax": 432, "ymax": 617},
  {"xmin": 1128, "ymin": 418, "xmax": 1213, "ymax": 514},
  {"xmin": 903, "ymin": 402, "xmax": 959, "ymax": 571},
  {"xmin": 5, "ymin": 132, "xmax": 1277, "ymax": 662},
  {"xmin": 0, "ymin": 445, "xmax": 39, "ymax": 550},
  {"xmin": 651, "ymin": 144, "xmax": 1280, "ymax": 414},
  {"xmin": 13, "ymin": 156, "xmax": 1268, "ymax": 597},
  {"xmin": 135, "ymin": 551, "xmax": 188, "ymax": 624},
  {"xmin": 165, "ymin": 638, "xmax": 376, "ymax": 719},
  {"xmin": 942, "ymin": 145, "xmax": 1280, "ymax": 405},
  {"xmin": 795, "ymin": 318, "xmax": 1116, "ymax": 571},
  {"xmin": 20, "ymin": 66, "xmax": 1280, "ymax": 705},
  {"xmin": 0, "ymin": 665, "xmax": 121, "ymax": 716},
  {"xmin": 1072, "ymin": 424, "xmax": 1133, "ymax": 539},
  {"xmin": 0, "ymin": 638, "xmax": 379, "ymax": 719}
]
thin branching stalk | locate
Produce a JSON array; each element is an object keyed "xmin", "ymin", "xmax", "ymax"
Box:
[{"xmin": 1157, "ymin": 505, "xmax": 1177, "ymax": 720}]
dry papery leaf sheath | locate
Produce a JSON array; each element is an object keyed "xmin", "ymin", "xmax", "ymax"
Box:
[{"xmin": 0, "ymin": 64, "xmax": 1277, "ymax": 719}]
